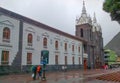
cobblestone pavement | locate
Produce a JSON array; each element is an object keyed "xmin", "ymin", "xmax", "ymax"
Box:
[
  {"xmin": 0, "ymin": 68, "xmax": 120, "ymax": 83},
  {"xmin": 96, "ymin": 71, "xmax": 120, "ymax": 82}
]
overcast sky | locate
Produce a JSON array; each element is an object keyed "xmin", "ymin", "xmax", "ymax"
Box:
[{"xmin": 0, "ymin": 0, "xmax": 120, "ymax": 46}]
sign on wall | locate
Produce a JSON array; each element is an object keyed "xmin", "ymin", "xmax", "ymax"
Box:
[{"xmin": 41, "ymin": 50, "xmax": 49, "ymax": 64}]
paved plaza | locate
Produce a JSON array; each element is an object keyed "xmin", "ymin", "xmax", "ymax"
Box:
[{"xmin": 0, "ymin": 68, "xmax": 120, "ymax": 83}]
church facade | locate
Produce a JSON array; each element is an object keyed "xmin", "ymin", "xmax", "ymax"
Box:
[
  {"xmin": 75, "ymin": 2, "xmax": 104, "ymax": 69},
  {"xmin": 0, "ymin": 2, "xmax": 103, "ymax": 72}
]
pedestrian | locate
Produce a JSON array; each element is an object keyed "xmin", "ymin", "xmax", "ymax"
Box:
[
  {"xmin": 105, "ymin": 65, "xmax": 108, "ymax": 69},
  {"xmin": 62, "ymin": 66, "xmax": 65, "ymax": 72},
  {"xmin": 64, "ymin": 66, "xmax": 67, "ymax": 72},
  {"xmin": 31, "ymin": 65, "xmax": 37, "ymax": 80},
  {"xmin": 104, "ymin": 64, "xmax": 108, "ymax": 70},
  {"xmin": 36, "ymin": 65, "xmax": 42, "ymax": 79},
  {"xmin": 109, "ymin": 65, "xmax": 112, "ymax": 69}
]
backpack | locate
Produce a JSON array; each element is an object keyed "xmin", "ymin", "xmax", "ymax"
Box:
[{"xmin": 37, "ymin": 65, "xmax": 41, "ymax": 72}]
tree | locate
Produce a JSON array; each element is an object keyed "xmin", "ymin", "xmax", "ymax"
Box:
[{"xmin": 103, "ymin": 0, "xmax": 120, "ymax": 24}]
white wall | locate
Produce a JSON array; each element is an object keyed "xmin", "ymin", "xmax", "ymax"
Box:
[
  {"xmin": 0, "ymin": 14, "xmax": 83, "ymax": 66},
  {"xmin": 0, "ymin": 14, "xmax": 20, "ymax": 65},
  {"xmin": 22, "ymin": 22, "xmax": 83, "ymax": 65}
]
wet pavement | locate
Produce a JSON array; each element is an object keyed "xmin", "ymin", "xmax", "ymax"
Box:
[
  {"xmin": 96, "ymin": 71, "xmax": 120, "ymax": 82},
  {"xmin": 0, "ymin": 68, "xmax": 120, "ymax": 83}
]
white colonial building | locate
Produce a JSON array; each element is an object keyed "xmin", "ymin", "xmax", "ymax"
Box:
[
  {"xmin": 0, "ymin": 1, "xmax": 104, "ymax": 72},
  {"xmin": 0, "ymin": 7, "xmax": 85, "ymax": 72}
]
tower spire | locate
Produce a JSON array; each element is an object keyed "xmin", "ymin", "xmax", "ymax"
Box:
[
  {"xmin": 82, "ymin": 0, "xmax": 86, "ymax": 14},
  {"xmin": 76, "ymin": 0, "xmax": 89, "ymax": 25},
  {"xmin": 93, "ymin": 12, "xmax": 97, "ymax": 23}
]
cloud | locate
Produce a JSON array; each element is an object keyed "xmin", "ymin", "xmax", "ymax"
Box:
[{"xmin": 0, "ymin": 0, "xmax": 120, "ymax": 46}]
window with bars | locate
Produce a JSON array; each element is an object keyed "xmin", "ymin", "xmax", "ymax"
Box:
[
  {"xmin": 65, "ymin": 56, "xmax": 67, "ymax": 65},
  {"xmin": 79, "ymin": 57, "xmax": 81, "ymax": 64},
  {"xmin": 27, "ymin": 53, "xmax": 32, "ymax": 65},
  {"xmin": 1, "ymin": 51, "xmax": 9, "ymax": 65},
  {"xmin": 55, "ymin": 55, "xmax": 58, "ymax": 65},
  {"xmin": 72, "ymin": 56, "xmax": 75, "ymax": 65}
]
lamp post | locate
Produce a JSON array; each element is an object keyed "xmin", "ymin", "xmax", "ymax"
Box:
[
  {"xmin": 42, "ymin": 63, "xmax": 46, "ymax": 80},
  {"xmin": 41, "ymin": 50, "xmax": 49, "ymax": 81}
]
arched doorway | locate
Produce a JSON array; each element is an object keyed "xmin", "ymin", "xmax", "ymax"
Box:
[{"xmin": 84, "ymin": 58, "xmax": 87, "ymax": 70}]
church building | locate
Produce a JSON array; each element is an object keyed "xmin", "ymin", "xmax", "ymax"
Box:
[
  {"xmin": 76, "ymin": 1, "xmax": 104, "ymax": 69},
  {"xmin": 0, "ymin": 1, "xmax": 103, "ymax": 72}
]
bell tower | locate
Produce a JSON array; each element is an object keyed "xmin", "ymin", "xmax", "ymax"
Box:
[
  {"xmin": 75, "ymin": 1, "xmax": 92, "ymax": 41},
  {"xmin": 75, "ymin": 1, "xmax": 94, "ymax": 70}
]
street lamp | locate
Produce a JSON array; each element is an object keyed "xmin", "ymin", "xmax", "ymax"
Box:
[{"xmin": 41, "ymin": 50, "xmax": 49, "ymax": 80}]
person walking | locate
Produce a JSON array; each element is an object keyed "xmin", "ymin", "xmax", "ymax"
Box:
[
  {"xmin": 37, "ymin": 65, "xmax": 42, "ymax": 79},
  {"xmin": 31, "ymin": 65, "xmax": 37, "ymax": 80}
]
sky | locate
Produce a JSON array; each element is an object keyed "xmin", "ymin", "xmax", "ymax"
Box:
[{"xmin": 0, "ymin": 0, "xmax": 120, "ymax": 46}]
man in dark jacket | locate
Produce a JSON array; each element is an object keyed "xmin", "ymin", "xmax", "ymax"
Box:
[{"xmin": 31, "ymin": 65, "xmax": 37, "ymax": 80}]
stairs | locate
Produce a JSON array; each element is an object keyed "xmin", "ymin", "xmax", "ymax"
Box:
[{"xmin": 11, "ymin": 52, "xmax": 22, "ymax": 72}]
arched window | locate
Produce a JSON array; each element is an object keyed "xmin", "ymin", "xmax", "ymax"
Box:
[
  {"xmin": 43, "ymin": 37, "xmax": 47, "ymax": 48},
  {"xmin": 78, "ymin": 46, "xmax": 80, "ymax": 53},
  {"xmin": 80, "ymin": 28, "xmax": 83, "ymax": 37},
  {"xmin": 55, "ymin": 41, "xmax": 58, "ymax": 50},
  {"xmin": 28, "ymin": 33, "xmax": 33, "ymax": 46},
  {"xmin": 3, "ymin": 27, "xmax": 10, "ymax": 42},
  {"xmin": 72, "ymin": 45, "xmax": 74, "ymax": 52},
  {"xmin": 64, "ymin": 43, "xmax": 67, "ymax": 51}
]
